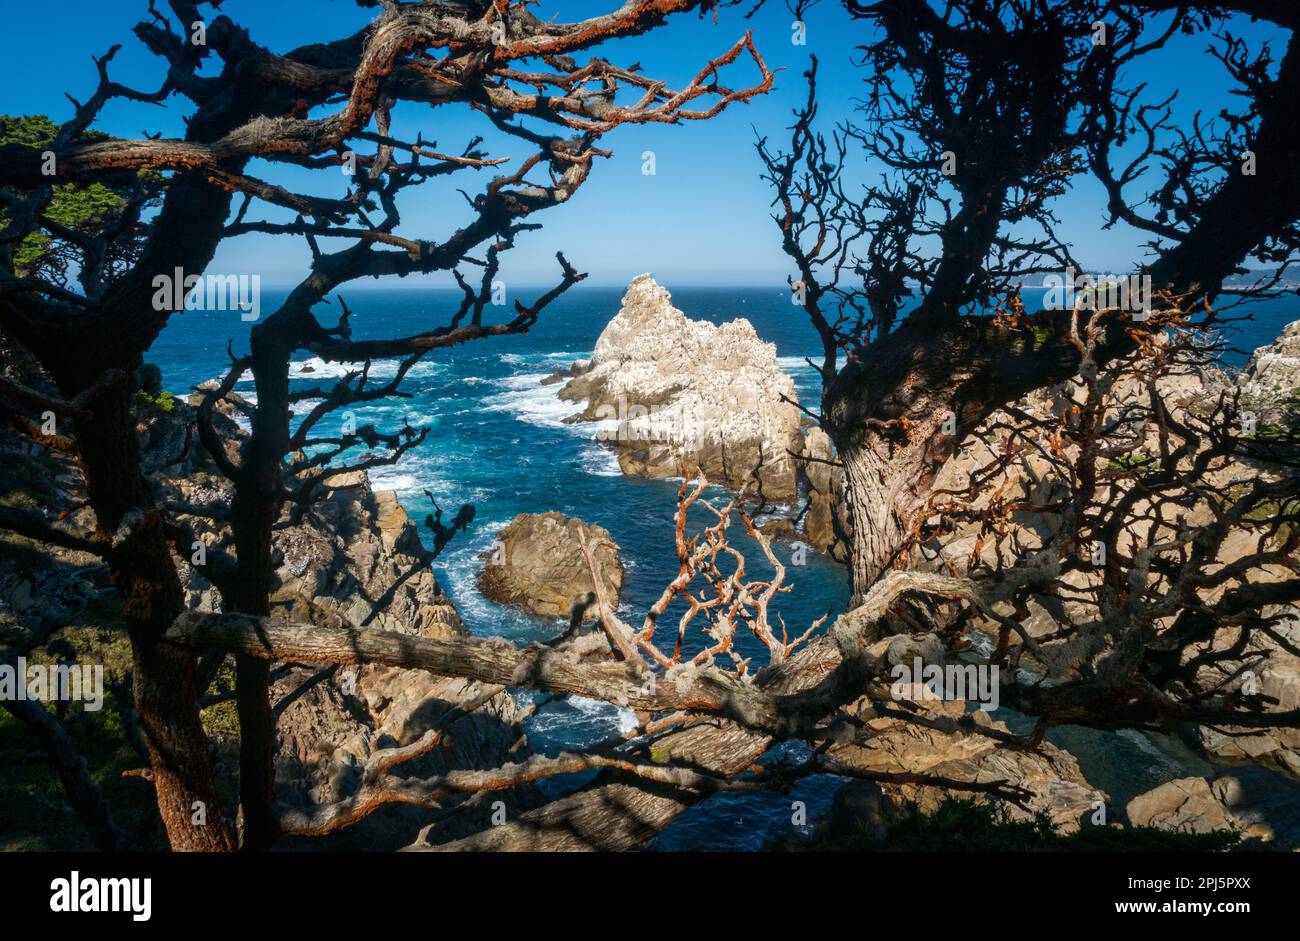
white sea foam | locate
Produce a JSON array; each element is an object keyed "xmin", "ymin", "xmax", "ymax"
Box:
[
  {"xmin": 288, "ymin": 356, "xmax": 445, "ymax": 381},
  {"xmin": 496, "ymin": 371, "xmax": 552, "ymax": 391},
  {"xmin": 557, "ymin": 696, "xmax": 639, "ymax": 736},
  {"xmin": 365, "ymin": 469, "xmax": 424, "ymax": 493},
  {"xmin": 1115, "ymin": 728, "xmax": 1185, "ymax": 771},
  {"xmin": 367, "ymin": 461, "xmax": 488, "ymax": 506},
  {"xmin": 445, "ymin": 567, "xmax": 498, "ymax": 634},
  {"xmin": 483, "ymin": 372, "xmax": 583, "ymax": 429},
  {"xmin": 572, "ymin": 696, "xmax": 638, "ymax": 730},
  {"xmin": 578, "ymin": 443, "xmax": 622, "ymax": 477},
  {"xmin": 776, "ymin": 355, "xmax": 820, "ymax": 373}
]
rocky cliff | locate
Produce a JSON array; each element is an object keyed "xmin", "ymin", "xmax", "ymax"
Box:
[
  {"xmin": 921, "ymin": 325, "xmax": 1300, "ymax": 783},
  {"xmin": 165, "ymin": 387, "xmax": 535, "ymax": 847},
  {"xmin": 827, "ymin": 697, "xmax": 1103, "ymax": 833},
  {"xmin": 1242, "ymin": 318, "xmax": 1300, "ymax": 423},
  {"xmin": 554, "ymin": 274, "xmax": 807, "ymax": 499},
  {"xmin": 0, "ymin": 360, "xmax": 533, "ymax": 849}
]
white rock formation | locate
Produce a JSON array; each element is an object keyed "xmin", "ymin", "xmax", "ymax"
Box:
[
  {"xmin": 555, "ymin": 274, "xmax": 807, "ymax": 498},
  {"xmin": 1241, "ymin": 317, "xmax": 1300, "ymax": 423}
]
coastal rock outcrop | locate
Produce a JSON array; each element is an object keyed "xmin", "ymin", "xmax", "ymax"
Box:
[
  {"xmin": 914, "ymin": 324, "xmax": 1300, "ymax": 779},
  {"xmin": 1192, "ymin": 611, "xmax": 1300, "ymax": 778},
  {"xmin": 1126, "ymin": 766, "xmax": 1300, "ymax": 848},
  {"xmin": 554, "ymin": 274, "xmax": 807, "ymax": 498},
  {"xmin": 1125, "ymin": 776, "xmax": 1240, "ymax": 835},
  {"xmin": 795, "ymin": 426, "xmax": 848, "ymax": 560},
  {"xmin": 1241, "ymin": 318, "xmax": 1300, "ymax": 423},
  {"xmin": 0, "ymin": 357, "xmax": 534, "ymax": 849},
  {"xmin": 478, "ymin": 511, "xmax": 624, "ymax": 620},
  {"xmin": 827, "ymin": 697, "xmax": 1104, "ymax": 833},
  {"xmin": 151, "ymin": 392, "xmax": 537, "ymax": 846}
]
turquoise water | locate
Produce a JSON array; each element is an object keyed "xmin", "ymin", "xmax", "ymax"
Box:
[{"xmin": 150, "ymin": 284, "xmax": 1298, "ymax": 849}]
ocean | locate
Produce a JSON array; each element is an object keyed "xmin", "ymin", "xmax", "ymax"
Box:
[{"xmin": 149, "ymin": 283, "xmax": 1299, "ymax": 849}]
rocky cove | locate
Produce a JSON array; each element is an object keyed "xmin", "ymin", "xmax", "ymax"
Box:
[
  {"xmin": 3, "ymin": 279, "xmax": 1300, "ymax": 850},
  {"xmin": 503, "ymin": 276, "xmax": 1300, "ymax": 848}
]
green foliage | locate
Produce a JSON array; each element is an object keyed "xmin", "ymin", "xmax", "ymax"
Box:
[
  {"xmin": 1, "ymin": 116, "xmax": 117, "ymax": 275},
  {"xmin": 200, "ymin": 663, "xmax": 240, "ymax": 737},
  {"xmin": 136, "ymin": 389, "xmax": 176, "ymax": 413},
  {"xmin": 0, "ymin": 114, "xmax": 158, "ymax": 282},
  {"xmin": 0, "ymin": 597, "xmax": 152, "ymax": 851},
  {"xmin": 774, "ymin": 797, "xmax": 1245, "ymax": 853},
  {"xmin": 0, "ymin": 590, "xmax": 239, "ymax": 849},
  {"xmin": 1106, "ymin": 452, "xmax": 1158, "ymax": 472}
]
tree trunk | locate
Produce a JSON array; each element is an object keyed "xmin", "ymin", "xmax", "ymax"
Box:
[
  {"xmin": 225, "ymin": 326, "xmax": 295, "ymax": 850},
  {"xmin": 227, "ymin": 483, "xmax": 280, "ymax": 852},
  {"xmin": 825, "ymin": 314, "xmax": 1104, "ymax": 606},
  {"xmin": 75, "ymin": 383, "xmax": 236, "ymax": 851},
  {"xmin": 838, "ymin": 435, "xmax": 942, "ymax": 602}
]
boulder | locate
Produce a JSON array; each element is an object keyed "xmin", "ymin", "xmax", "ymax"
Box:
[
  {"xmin": 825, "ymin": 780, "xmax": 890, "ymax": 843},
  {"xmin": 554, "ymin": 274, "xmax": 806, "ymax": 498},
  {"xmin": 1210, "ymin": 766, "xmax": 1300, "ymax": 849},
  {"xmin": 1193, "ymin": 610, "xmax": 1300, "ymax": 779},
  {"xmin": 1125, "ymin": 777, "xmax": 1240, "ymax": 835},
  {"xmin": 1125, "ymin": 767, "xmax": 1300, "ymax": 849},
  {"xmin": 478, "ymin": 511, "xmax": 624, "ymax": 620}
]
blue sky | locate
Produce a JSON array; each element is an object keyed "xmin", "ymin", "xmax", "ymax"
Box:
[{"xmin": 0, "ymin": 1, "xmax": 1286, "ymax": 287}]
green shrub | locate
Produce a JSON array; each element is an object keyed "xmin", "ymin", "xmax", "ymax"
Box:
[{"xmin": 135, "ymin": 389, "xmax": 176, "ymax": 412}]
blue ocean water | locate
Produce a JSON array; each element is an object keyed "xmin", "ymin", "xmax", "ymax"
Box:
[{"xmin": 150, "ymin": 283, "xmax": 1298, "ymax": 849}]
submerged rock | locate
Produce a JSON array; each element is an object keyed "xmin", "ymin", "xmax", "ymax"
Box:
[
  {"xmin": 478, "ymin": 511, "xmax": 624, "ymax": 621},
  {"xmin": 554, "ymin": 274, "xmax": 806, "ymax": 498}
]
